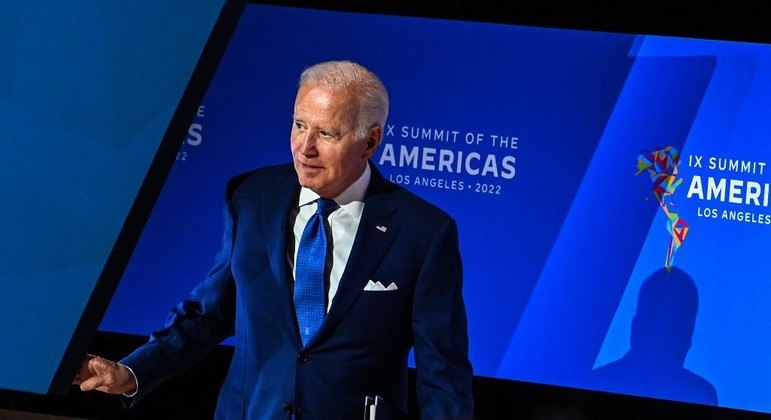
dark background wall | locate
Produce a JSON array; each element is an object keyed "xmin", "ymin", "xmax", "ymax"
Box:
[{"xmin": 259, "ymin": 0, "xmax": 771, "ymax": 43}]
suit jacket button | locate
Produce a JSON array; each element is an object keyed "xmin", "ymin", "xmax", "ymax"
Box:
[
  {"xmin": 297, "ymin": 353, "xmax": 308, "ymax": 363},
  {"xmin": 283, "ymin": 403, "xmax": 294, "ymax": 414}
]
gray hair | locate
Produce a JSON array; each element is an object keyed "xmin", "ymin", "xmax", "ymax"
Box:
[{"xmin": 298, "ymin": 60, "xmax": 389, "ymax": 140}]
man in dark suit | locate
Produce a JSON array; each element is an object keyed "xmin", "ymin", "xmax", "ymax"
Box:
[{"xmin": 76, "ymin": 60, "xmax": 474, "ymax": 419}]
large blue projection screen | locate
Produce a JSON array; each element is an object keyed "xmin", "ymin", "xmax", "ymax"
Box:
[
  {"xmin": 0, "ymin": 1, "xmax": 225, "ymax": 394},
  {"xmin": 100, "ymin": 3, "xmax": 771, "ymax": 415}
]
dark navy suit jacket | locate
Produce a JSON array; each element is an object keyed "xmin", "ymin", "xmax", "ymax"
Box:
[{"xmin": 121, "ymin": 162, "xmax": 474, "ymax": 419}]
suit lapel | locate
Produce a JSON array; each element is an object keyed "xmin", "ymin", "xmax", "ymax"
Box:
[{"xmin": 313, "ymin": 164, "xmax": 400, "ymax": 342}]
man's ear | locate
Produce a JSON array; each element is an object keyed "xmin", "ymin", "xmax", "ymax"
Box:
[{"xmin": 362, "ymin": 125, "xmax": 382, "ymax": 159}]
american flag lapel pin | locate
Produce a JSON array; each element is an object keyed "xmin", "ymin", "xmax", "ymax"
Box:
[{"xmin": 376, "ymin": 225, "xmax": 387, "ymax": 233}]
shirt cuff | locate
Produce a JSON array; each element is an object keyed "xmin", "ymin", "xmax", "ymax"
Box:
[{"xmin": 119, "ymin": 363, "xmax": 139, "ymax": 398}]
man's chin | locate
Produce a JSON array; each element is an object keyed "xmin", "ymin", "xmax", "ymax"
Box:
[{"xmin": 297, "ymin": 177, "xmax": 323, "ymax": 193}]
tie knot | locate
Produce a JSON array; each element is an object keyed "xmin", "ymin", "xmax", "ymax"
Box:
[{"xmin": 316, "ymin": 198, "xmax": 337, "ymax": 217}]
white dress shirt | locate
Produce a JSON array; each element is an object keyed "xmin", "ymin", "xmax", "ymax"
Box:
[{"xmin": 289, "ymin": 164, "xmax": 370, "ymax": 312}]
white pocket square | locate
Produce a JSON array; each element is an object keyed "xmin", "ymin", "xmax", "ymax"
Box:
[{"xmin": 364, "ymin": 280, "xmax": 398, "ymax": 291}]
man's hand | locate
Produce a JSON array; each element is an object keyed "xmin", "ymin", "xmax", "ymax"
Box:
[{"xmin": 73, "ymin": 354, "xmax": 137, "ymax": 395}]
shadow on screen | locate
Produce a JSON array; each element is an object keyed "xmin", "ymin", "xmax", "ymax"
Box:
[{"xmin": 591, "ymin": 266, "xmax": 717, "ymax": 406}]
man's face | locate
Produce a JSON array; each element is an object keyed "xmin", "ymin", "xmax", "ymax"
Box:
[{"xmin": 291, "ymin": 84, "xmax": 380, "ymax": 198}]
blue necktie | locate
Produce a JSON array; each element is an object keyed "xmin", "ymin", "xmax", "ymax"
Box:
[{"xmin": 295, "ymin": 198, "xmax": 336, "ymax": 346}]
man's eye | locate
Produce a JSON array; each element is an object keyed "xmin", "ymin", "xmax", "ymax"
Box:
[
  {"xmin": 294, "ymin": 122, "xmax": 306, "ymax": 130},
  {"xmin": 318, "ymin": 131, "xmax": 333, "ymax": 139}
]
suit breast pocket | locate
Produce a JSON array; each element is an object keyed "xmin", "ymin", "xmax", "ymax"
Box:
[{"xmin": 343, "ymin": 287, "xmax": 411, "ymax": 345}]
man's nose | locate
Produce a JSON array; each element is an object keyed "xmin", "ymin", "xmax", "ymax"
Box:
[{"xmin": 299, "ymin": 131, "xmax": 317, "ymax": 154}]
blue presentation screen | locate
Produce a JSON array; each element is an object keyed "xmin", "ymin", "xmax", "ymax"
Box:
[
  {"xmin": 100, "ymin": 3, "xmax": 771, "ymax": 415},
  {"xmin": 0, "ymin": 1, "xmax": 226, "ymax": 394}
]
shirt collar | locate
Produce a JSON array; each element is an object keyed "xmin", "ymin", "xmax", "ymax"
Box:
[{"xmin": 298, "ymin": 163, "xmax": 371, "ymax": 207}]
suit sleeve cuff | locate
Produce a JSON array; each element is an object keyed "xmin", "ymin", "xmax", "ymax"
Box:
[{"xmin": 119, "ymin": 363, "xmax": 139, "ymax": 398}]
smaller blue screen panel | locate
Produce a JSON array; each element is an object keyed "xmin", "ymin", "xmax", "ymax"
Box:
[{"xmin": 0, "ymin": 0, "xmax": 226, "ymax": 394}]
